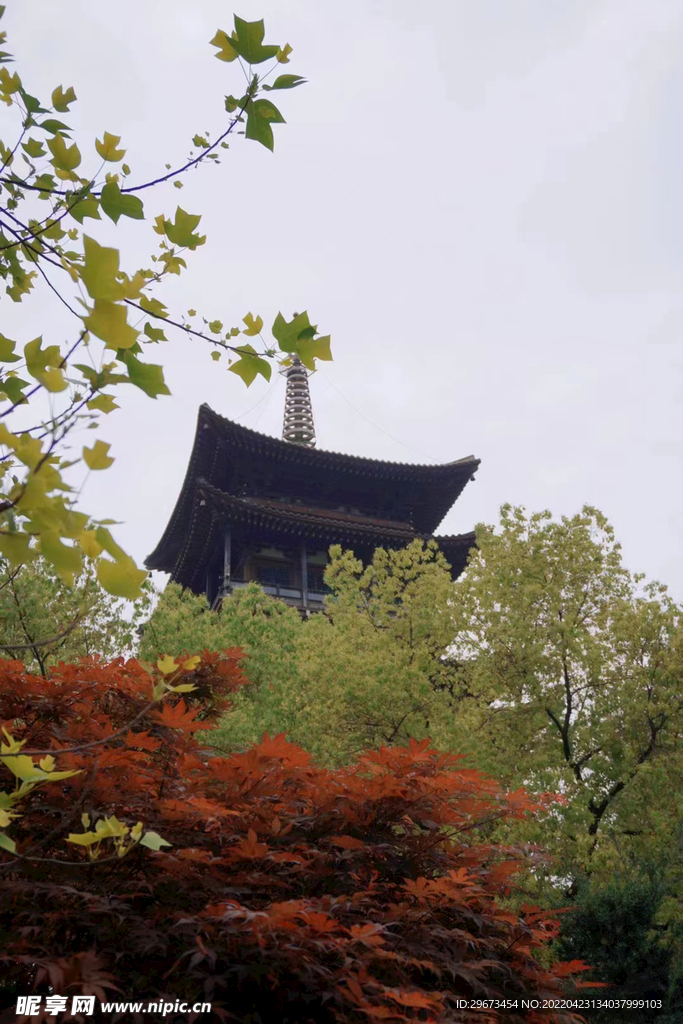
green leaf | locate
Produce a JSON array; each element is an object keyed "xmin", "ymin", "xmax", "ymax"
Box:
[
  {"xmin": 208, "ymin": 320, "xmax": 223, "ymax": 334},
  {"xmin": 21, "ymin": 137, "xmax": 45, "ymax": 158},
  {"xmin": 0, "ymin": 376, "xmax": 29, "ymax": 405},
  {"xmin": 24, "ymin": 336, "xmax": 67, "ymax": 391},
  {"xmin": 86, "ymin": 393, "xmax": 119, "ymax": 414},
  {"xmin": 298, "ymin": 334, "xmax": 332, "ymax": 370},
  {"xmin": 143, "ymin": 322, "xmax": 166, "ymax": 343},
  {"xmin": 96, "ymin": 557, "xmax": 148, "ymax": 599},
  {"xmin": 192, "ymin": 134, "xmax": 209, "ymax": 148},
  {"xmin": 245, "ymin": 98, "xmax": 285, "ymax": 152},
  {"xmin": 80, "ymin": 236, "xmax": 124, "ymax": 302},
  {"xmin": 121, "ymin": 352, "xmax": 170, "ymax": 399},
  {"xmin": 0, "ymin": 333, "xmax": 19, "ymax": 362},
  {"xmin": 162, "ymin": 207, "xmax": 205, "ymax": 250},
  {"xmin": 0, "ymin": 831, "xmax": 16, "ymax": 854},
  {"xmin": 34, "ymin": 172, "xmax": 57, "ymax": 197},
  {"xmin": 263, "ymin": 74, "xmax": 306, "ymax": 91},
  {"xmin": 39, "ymin": 118, "xmax": 71, "ymax": 136},
  {"xmin": 47, "ymin": 133, "xmax": 81, "ymax": 172},
  {"xmin": 210, "ymin": 28, "xmax": 239, "ymax": 62},
  {"xmin": 138, "ymin": 296, "xmax": 168, "ymax": 319},
  {"xmin": 100, "ymin": 180, "xmax": 144, "ymax": 224},
  {"xmin": 51, "ymin": 84, "xmax": 76, "ymax": 111},
  {"xmin": 19, "ymin": 88, "xmax": 46, "ymax": 115},
  {"xmin": 0, "ymin": 530, "xmax": 34, "ymax": 568},
  {"xmin": 272, "ymin": 310, "xmax": 312, "ymax": 353},
  {"xmin": 139, "ymin": 830, "xmax": 171, "ymax": 851},
  {"xmin": 230, "ymin": 17, "xmax": 279, "ymax": 65},
  {"xmin": 276, "ymin": 44, "xmax": 293, "ymax": 63},
  {"xmin": 228, "ymin": 345, "xmax": 272, "ymax": 387},
  {"xmin": 82, "ymin": 439, "xmax": 114, "ymax": 470},
  {"xmin": 84, "ymin": 300, "xmax": 139, "ymax": 351},
  {"xmin": 67, "ymin": 194, "xmax": 100, "ymax": 223},
  {"xmin": 95, "ymin": 131, "xmax": 126, "ymax": 161}
]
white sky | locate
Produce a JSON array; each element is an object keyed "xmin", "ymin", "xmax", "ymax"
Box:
[{"xmin": 5, "ymin": 0, "xmax": 683, "ymax": 597}]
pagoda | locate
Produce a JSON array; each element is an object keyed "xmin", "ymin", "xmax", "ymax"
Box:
[{"xmin": 146, "ymin": 357, "xmax": 480, "ymax": 612}]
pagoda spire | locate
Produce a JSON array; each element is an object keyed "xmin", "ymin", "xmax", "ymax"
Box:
[{"xmin": 281, "ymin": 354, "xmax": 316, "ymax": 448}]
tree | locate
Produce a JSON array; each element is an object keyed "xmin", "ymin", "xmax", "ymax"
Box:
[
  {"xmin": 0, "ymin": 651, "xmax": 594, "ymax": 1022},
  {"xmin": 0, "ymin": 554, "xmax": 152, "ymax": 675},
  {"xmin": 556, "ymin": 869, "xmax": 683, "ymax": 1023},
  {"xmin": 139, "ymin": 580, "xmax": 304, "ymax": 750},
  {"xmin": 139, "ymin": 542, "xmax": 460, "ymax": 765},
  {"xmin": 446, "ymin": 505, "xmax": 683, "ymax": 882},
  {"xmin": 290, "ymin": 541, "xmax": 459, "ymax": 764},
  {"xmin": 0, "ymin": 10, "xmax": 332, "ymax": 603}
]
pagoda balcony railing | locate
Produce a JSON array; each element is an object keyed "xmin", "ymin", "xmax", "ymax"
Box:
[{"xmin": 212, "ymin": 577, "xmax": 328, "ymax": 612}]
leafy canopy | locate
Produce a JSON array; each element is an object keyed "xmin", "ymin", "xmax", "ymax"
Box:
[{"xmin": 0, "ymin": 11, "xmax": 332, "ymax": 601}]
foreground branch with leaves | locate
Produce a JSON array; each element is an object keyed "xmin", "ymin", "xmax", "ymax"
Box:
[
  {"xmin": 0, "ymin": 652, "xmax": 598, "ymax": 1022},
  {"xmin": 0, "ymin": 10, "xmax": 332, "ymax": 601}
]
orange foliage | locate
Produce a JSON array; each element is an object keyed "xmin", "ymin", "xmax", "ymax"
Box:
[{"xmin": 0, "ymin": 654, "xmax": 590, "ymax": 1023}]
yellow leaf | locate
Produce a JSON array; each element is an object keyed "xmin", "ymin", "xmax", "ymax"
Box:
[
  {"xmin": 276, "ymin": 43, "xmax": 293, "ymax": 63},
  {"xmin": 39, "ymin": 530, "xmax": 83, "ymax": 585},
  {"xmin": 84, "ymin": 300, "xmax": 139, "ymax": 350},
  {"xmin": 182, "ymin": 655, "xmax": 201, "ymax": 671},
  {"xmin": 0, "ymin": 808, "xmax": 16, "ymax": 827},
  {"xmin": 242, "ymin": 312, "xmax": 263, "ymax": 336},
  {"xmin": 40, "ymin": 366, "xmax": 68, "ymax": 392},
  {"xmin": 4, "ymin": 753, "xmax": 80, "ymax": 783},
  {"xmin": 47, "ymin": 134, "xmax": 81, "ymax": 173},
  {"xmin": 94, "ymin": 526, "xmax": 128, "ymax": 562},
  {"xmin": 78, "ymin": 529, "xmax": 103, "ymax": 558},
  {"xmin": 95, "ymin": 131, "xmax": 126, "ymax": 162},
  {"xmin": 82, "ymin": 439, "xmax": 115, "ymax": 470},
  {"xmin": 96, "ymin": 557, "xmax": 147, "ymax": 599},
  {"xmin": 86, "ymin": 393, "xmax": 119, "ymax": 414},
  {"xmin": 157, "ymin": 654, "xmax": 178, "ymax": 675},
  {"xmin": 80, "ymin": 235, "xmax": 124, "ymax": 302},
  {"xmin": 39, "ymin": 755, "xmax": 55, "ymax": 772},
  {"xmin": 52, "ymin": 84, "xmax": 77, "ymax": 111},
  {"xmin": 210, "ymin": 28, "xmax": 238, "ymax": 62},
  {"xmin": 66, "ymin": 830, "xmax": 101, "ymax": 847}
]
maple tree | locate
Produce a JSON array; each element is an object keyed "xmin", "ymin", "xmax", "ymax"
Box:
[
  {"xmin": 0, "ymin": 651, "xmax": 597, "ymax": 1022},
  {"xmin": 0, "ymin": 9, "xmax": 332, "ymax": 604}
]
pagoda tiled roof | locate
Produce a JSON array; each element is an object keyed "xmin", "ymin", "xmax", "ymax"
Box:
[
  {"xmin": 146, "ymin": 404, "xmax": 479, "ymax": 587},
  {"xmin": 199, "ymin": 485, "xmax": 419, "ymax": 542}
]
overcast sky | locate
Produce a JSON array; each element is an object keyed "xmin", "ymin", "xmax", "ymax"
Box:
[{"xmin": 6, "ymin": 0, "xmax": 683, "ymax": 598}]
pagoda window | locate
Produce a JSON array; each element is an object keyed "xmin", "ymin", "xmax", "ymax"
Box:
[
  {"xmin": 255, "ymin": 561, "xmax": 293, "ymax": 589},
  {"xmin": 307, "ymin": 566, "xmax": 331, "ymax": 594}
]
